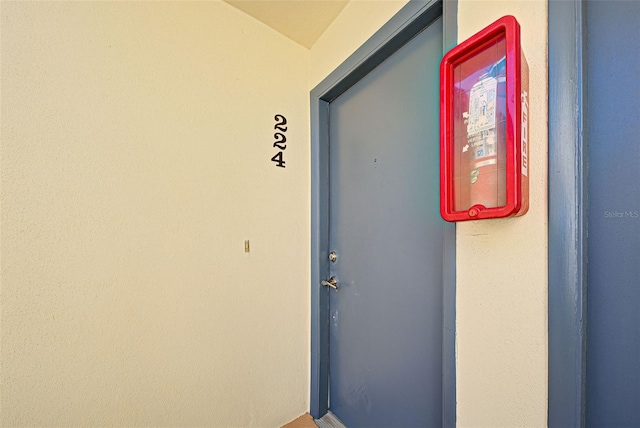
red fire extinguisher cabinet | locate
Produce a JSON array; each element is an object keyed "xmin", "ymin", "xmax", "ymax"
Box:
[{"xmin": 440, "ymin": 15, "xmax": 529, "ymax": 222}]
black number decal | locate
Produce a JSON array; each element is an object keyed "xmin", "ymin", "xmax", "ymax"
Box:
[
  {"xmin": 273, "ymin": 132, "xmax": 287, "ymax": 149},
  {"xmin": 274, "ymin": 114, "xmax": 288, "ymax": 131},
  {"xmin": 271, "ymin": 151, "xmax": 285, "ymax": 168},
  {"xmin": 272, "ymin": 115, "xmax": 288, "ymax": 168}
]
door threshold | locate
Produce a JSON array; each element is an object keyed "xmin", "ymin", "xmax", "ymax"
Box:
[{"xmin": 315, "ymin": 411, "xmax": 347, "ymax": 428}]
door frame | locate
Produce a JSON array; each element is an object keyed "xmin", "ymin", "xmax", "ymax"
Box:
[
  {"xmin": 309, "ymin": 0, "xmax": 457, "ymax": 423},
  {"xmin": 548, "ymin": 0, "xmax": 587, "ymax": 426}
]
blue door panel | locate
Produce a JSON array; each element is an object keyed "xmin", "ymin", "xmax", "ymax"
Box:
[
  {"xmin": 585, "ymin": 1, "xmax": 640, "ymax": 426},
  {"xmin": 328, "ymin": 18, "xmax": 444, "ymax": 427}
]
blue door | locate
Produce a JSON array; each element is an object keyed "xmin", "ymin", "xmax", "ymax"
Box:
[
  {"xmin": 585, "ymin": 1, "xmax": 640, "ymax": 425},
  {"xmin": 327, "ymin": 17, "xmax": 444, "ymax": 427}
]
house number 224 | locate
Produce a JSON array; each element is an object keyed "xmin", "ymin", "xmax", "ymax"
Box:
[{"xmin": 271, "ymin": 114, "xmax": 287, "ymax": 168}]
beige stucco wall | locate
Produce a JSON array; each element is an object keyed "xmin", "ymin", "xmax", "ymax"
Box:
[
  {"xmin": 1, "ymin": 2, "xmax": 310, "ymax": 426},
  {"xmin": 456, "ymin": 1, "xmax": 549, "ymax": 427},
  {"xmin": 310, "ymin": 0, "xmax": 408, "ymax": 89}
]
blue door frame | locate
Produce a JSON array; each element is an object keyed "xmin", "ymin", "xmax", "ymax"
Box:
[
  {"xmin": 309, "ymin": 0, "xmax": 457, "ymax": 424},
  {"xmin": 550, "ymin": 1, "xmax": 640, "ymax": 426},
  {"xmin": 548, "ymin": 0, "xmax": 587, "ymax": 426}
]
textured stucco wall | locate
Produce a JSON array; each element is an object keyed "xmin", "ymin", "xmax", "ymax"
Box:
[
  {"xmin": 455, "ymin": 1, "xmax": 549, "ymax": 426},
  {"xmin": 1, "ymin": 2, "xmax": 310, "ymax": 426},
  {"xmin": 310, "ymin": 0, "xmax": 408, "ymax": 89}
]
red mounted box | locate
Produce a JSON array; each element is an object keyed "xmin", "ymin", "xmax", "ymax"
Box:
[{"xmin": 440, "ymin": 15, "xmax": 529, "ymax": 222}]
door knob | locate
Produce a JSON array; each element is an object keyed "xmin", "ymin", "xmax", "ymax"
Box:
[{"xmin": 321, "ymin": 277, "xmax": 338, "ymax": 290}]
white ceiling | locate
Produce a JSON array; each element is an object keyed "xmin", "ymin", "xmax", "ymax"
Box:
[{"xmin": 224, "ymin": 0, "xmax": 349, "ymax": 49}]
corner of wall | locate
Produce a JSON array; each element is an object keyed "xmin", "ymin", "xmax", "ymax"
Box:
[
  {"xmin": 455, "ymin": 1, "xmax": 549, "ymax": 426},
  {"xmin": 309, "ymin": 0, "xmax": 408, "ymax": 89}
]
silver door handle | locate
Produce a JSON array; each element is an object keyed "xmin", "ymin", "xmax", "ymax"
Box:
[{"xmin": 321, "ymin": 277, "xmax": 338, "ymax": 290}]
